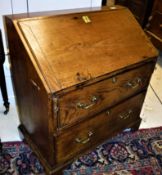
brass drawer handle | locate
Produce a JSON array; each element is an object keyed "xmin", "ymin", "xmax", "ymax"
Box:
[
  {"xmin": 106, "ymin": 110, "xmax": 111, "ymax": 115},
  {"xmin": 112, "ymin": 77, "xmax": 117, "ymax": 83},
  {"xmin": 76, "ymin": 96, "xmax": 99, "ymax": 109},
  {"xmin": 126, "ymin": 77, "xmax": 142, "ymax": 89},
  {"xmin": 30, "ymin": 79, "xmax": 40, "ymax": 91},
  {"xmin": 119, "ymin": 109, "xmax": 133, "ymax": 120},
  {"xmin": 148, "ymin": 15, "xmax": 153, "ymax": 22},
  {"xmin": 75, "ymin": 131, "xmax": 93, "ymax": 144}
]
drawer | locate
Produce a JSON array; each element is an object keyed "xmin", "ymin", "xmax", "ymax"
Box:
[
  {"xmin": 58, "ymin": 63, "xmax": 154, "ymax": 127},
  {"xmin": 55, "ymin": 93, "xmax": 145, "ymax": 163},
  {"xmin": 148, "ymin": 12, "xmax": 162, "ymax": 40}
]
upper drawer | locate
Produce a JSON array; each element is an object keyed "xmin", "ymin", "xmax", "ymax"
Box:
[
  {"xmin": 58, "ymin": 62, "xmax": 154, "ymax": 127},
  {"xmin": 55, "ymin": 92, "xmax": 145, "ymax": 164}
]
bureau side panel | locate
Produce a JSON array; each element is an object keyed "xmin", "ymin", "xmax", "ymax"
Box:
[{"xmin": 5, "ymin": 17, "xmax": 55, "ymax": 167}]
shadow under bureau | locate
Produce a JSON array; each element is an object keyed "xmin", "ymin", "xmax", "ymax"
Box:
[{"xmin": 5, "ymin": 6, "xmax": 158, "ymax": 175}]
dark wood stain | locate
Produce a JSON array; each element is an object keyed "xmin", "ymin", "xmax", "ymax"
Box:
[{"xmin": 145, "ymin": 0, "xmax": 162, "ymax": 50}]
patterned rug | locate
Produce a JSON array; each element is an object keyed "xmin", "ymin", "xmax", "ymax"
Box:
[{"xmin": 0, "ymin": 127, "xmax": 162, "ymax": 175}]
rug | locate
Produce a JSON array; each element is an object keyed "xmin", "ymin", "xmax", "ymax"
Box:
[{"xmin": 0, "ymin": 127, "xmax": 162, "ymax": 175}]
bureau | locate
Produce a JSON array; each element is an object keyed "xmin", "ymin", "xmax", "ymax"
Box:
[{"xmin": 5, "ymin": 6, "xmax": 158, "ymax": 175}]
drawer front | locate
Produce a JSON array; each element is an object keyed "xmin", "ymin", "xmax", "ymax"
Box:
[
  {"xmin": 58, "ymin": 63, "xmax": 154, "ymax": 127},
  {"xmin": 149, "ymin": 12, "xmax": 162, "ymax": 40},
  {"xmin": 56, "ymin": 93, "xmax": 145, "ymax": 163}
]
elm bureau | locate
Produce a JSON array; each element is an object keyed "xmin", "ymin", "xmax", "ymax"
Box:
[{"xmin": 5, "ymin": 6, "xmax": 158, "ymax": 175}]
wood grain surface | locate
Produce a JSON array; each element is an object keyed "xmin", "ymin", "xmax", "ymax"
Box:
[
  {"xmin": 56, "ymin": 92, "xmax": 145, "ymax": 164},
  {"xmin": 5, "ymin": 6, "xmax": 158, "ymax": 175},
  {"xmin": 59, "ymin": 62, "xmax": 154, "ymax": 127},
  {"xmin": 13, "ymin": 7, "xmax": 157, "ymax": 92}
]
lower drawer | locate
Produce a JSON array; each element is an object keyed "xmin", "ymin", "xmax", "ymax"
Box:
[{"xmin": 55, "ymin": 92, "xmax": 145, "ymax": 164}]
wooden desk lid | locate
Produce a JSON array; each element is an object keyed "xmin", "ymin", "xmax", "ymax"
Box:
[{"xmin": 13, "ymin": 6, "xmax": 158, "ymax": 92}]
